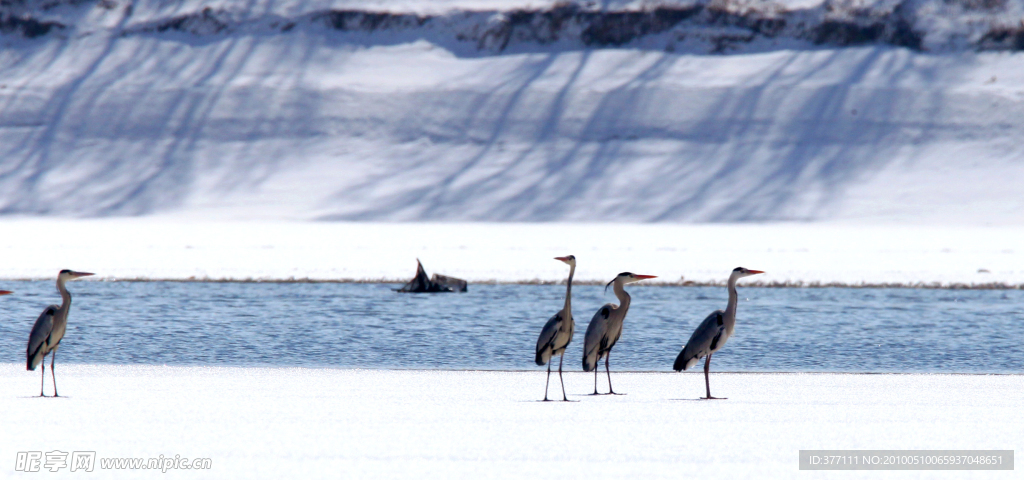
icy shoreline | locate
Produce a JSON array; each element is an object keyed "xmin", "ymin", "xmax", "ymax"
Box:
[
  {"xmin": 8, "ymin": 277, "xmax": 1023, "ymax": 289},
  {"xmin": 1, "ymin": 365, "xmax": 1020, "ymax": 479},
  {"xmin": 0, "ymin": 218, "xmax": 1022, "ymax": 288}
]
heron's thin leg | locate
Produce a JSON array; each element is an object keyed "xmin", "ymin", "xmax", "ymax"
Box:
[
  {"xmin": 592, "ymin": 366, "xmax": 599, "ymax": 395},
  {"xmin": 702, "ymin": 353, "xmax": 724, "ymax": 399},
  {"xmin": 543, "ymin": 361, "xmax": 552, "ymax": 401},
  {"xmin": 703, "ymin": 353, "xmax": 711, "ymax": 398},
  {"xmin": 40, "ymin": 359, "xmax": 46, "ymax": 397},
  {"xmin": 51, "ymin": 350, "xmax": 58, "ymax": 397},
  {"xmin": 606, "ymin": 353, "xmax": 622, "ymax": 395},
  {"xmin": 558, "ymin": 354, "xmax": 568, "ymax": 401}
]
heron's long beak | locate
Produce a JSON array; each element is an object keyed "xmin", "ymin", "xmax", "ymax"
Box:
[
  {"xmin": 0, "ymin": 290, "xmax": 12, "ymax": 296},
  {"xmin": 72, "ymin": 272, "xmax": 95, "ymax": 279},
  {"xmin": 634, "ymin": 275, "xmax": 657, "ymax": 280},
  {"xmin": 747, "ymin": 270, "xmax": 765, "ymax": 275},
  {"xmin": 554, "ymin": 256, "xmax": 571, "ymax": 262}
]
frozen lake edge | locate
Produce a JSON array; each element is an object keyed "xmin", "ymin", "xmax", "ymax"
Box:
[
  {"xmin": 1, "ymin": 365, "xmax": 1020, "ymax": 479},
  {"xmin": 1, "ymin": 219, "xmax": 1023, "ymax": 288}
]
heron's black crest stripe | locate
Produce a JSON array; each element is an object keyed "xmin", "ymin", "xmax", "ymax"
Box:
[
  {"xmin": 59, "ymin": 269, "xmax": 72, "ymax": 274},
  {"xmin": 710, "ymin": 332, "xmax": 722, "ymax": 351},
  {"xmin": 732, "ymin": 267, "xmax": 743, "ymax": 272}
]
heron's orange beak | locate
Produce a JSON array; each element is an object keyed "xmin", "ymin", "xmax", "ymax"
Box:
[
  {"xmin": 73, "ymin": 272, "xmax": 95, "ymax": 278},
  {"xmin": 748, "ymin": 270, "xmax": 765, "ymax": 275},
  {"xmin": 554, "ymin": 257, "xmax": 570, "ymax": 262},
  {"xmin": 0, "ymin": 290, "xmax": 12, "ymax": 296},
  {"xmin": 634, "ymin": 275, "xmax": 657, "ymax": 280}
]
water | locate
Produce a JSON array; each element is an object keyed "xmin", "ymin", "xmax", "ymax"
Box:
[{"xmin": 1, "ymin": 281, "xmax": 1021, "ymax": 373}]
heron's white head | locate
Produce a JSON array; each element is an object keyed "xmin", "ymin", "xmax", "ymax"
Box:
[
  {"xmin": 730, "ymin": 267, "xmax": 764, "ymax": 279},
  {"xmin": 0, "ymin": 290, "xmax": 11, "ymax": 296},
  {"xmin": 554, "ymin": 255, "xmax": 576, "ymax": 267},
  {"xmin": 605, "ymin": 272, "xmax": 657, "ymax": 293}
]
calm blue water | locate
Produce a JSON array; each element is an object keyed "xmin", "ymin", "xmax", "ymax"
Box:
[{"xmin": 1, "ymin": 281, "xmax": 1021, "ymax": 373}]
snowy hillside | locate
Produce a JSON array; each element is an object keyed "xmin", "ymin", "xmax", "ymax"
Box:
[{"xmin": 1, "ymin": 0, "xmax": 1023, "ymax": 222}]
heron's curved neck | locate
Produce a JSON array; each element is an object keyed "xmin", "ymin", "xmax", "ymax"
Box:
[
  {"xmin": 57, "ymin": 278, "xmax": 72, "ymax": 312},
  {"xmin": 724, "ymin": 274, "xmax": 739, "ymax": 330},
  {"xmin": 563, "ymin": 264, "xmax": 574, "ymax": 312},
  {"xmin": 613, "ymin": 280, "xmax": 631, "ymax": 313}
]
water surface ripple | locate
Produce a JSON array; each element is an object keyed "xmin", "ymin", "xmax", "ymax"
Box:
[{"xmin": 1, "ymin": 282, "xmax": 1021, "ymax": 373}]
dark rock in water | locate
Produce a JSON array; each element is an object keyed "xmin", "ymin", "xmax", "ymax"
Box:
[
  {"xmin": 431, "ymin": 273, "xmax": 468, "ymax": 293},
  {"xmin": 396, "ymin": 259, "xmax": 467, "ymax": 293}
]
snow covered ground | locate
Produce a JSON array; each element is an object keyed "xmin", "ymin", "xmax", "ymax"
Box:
[
  {"xmin": 0, "ymin": 365, "xmax": 1019, "ymax": 479},
  {"xmin": 0, "ymin": 218, "xmax": 1021, "ymax": 286},
  {"xmin": 1, "ymin": 1, "xmax": 1024, "ymax": 224}
]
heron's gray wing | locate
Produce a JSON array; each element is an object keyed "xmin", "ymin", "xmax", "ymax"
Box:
[
  {"xmin": 27, "ymin": 305, "xmax": 57, "ymax": 371},
  {"xmin": 535, "ymin": 312, "xmax": 563, "ymax": 366},
  {"xmin": 582, "ymin": 303, "xmax": 614, "ymax": 371},
  {"xmin": 673, "ymin": 309, "xmax": 725, "ymax": 371}
]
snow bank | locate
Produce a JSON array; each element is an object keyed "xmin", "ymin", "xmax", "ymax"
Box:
[
  {"xmin": 1, "ymin": 365, "xmax": 1020, "ymax": 479},
  {"xmin": 0, "ymin": 218, "xmax": 1021, "ymax": 286},
  {"xmin": 1, "ymin": 1, "xmax": 1023, "ymax": 224}
]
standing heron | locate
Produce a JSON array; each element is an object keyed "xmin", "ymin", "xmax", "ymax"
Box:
[
  {"xmin": 674, "ymin": 267, "xmax": 763, "ymax": 399},
  {"xmin": 27, "ymin": 270, "xmax": 94, "ymax": 397},
  {"xmin": 535, "ymin": 255, "xmax": 576, "ymax": 401},
  {"xmin": 582, "ymin": 272, "xmax": 657, "ymax": 395}
]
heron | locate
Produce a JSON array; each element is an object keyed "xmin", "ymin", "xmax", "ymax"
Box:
[
  {"xmin": 582, "ymin": 272, "xmax": 657, "ymax": 395},
  {"xmin": 674, "ymin": 267, "xmax": 763, "ymax": 399},
  {"xmin": 535, "ymin": 255, "xmax": 576, "ymax": 401},
  {"xmin": 27, "ymin": 270, "xmax": 94, "ymax": 397}
]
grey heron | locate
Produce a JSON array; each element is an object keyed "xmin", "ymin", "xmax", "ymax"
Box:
[
  {"xmin": 535, "ymin": 255, "xmax": 576, "ymax": 401},
  {"xmin": 674, "ymin": 267, "xmax": 763, "ymax": 399},
  {"xmin": 582, "ymin": 272, "xmax": 656, "ymax": 395},
  {"xmin": 27, "ymin": 270, "xmax": 94, "ymax": 397}
]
